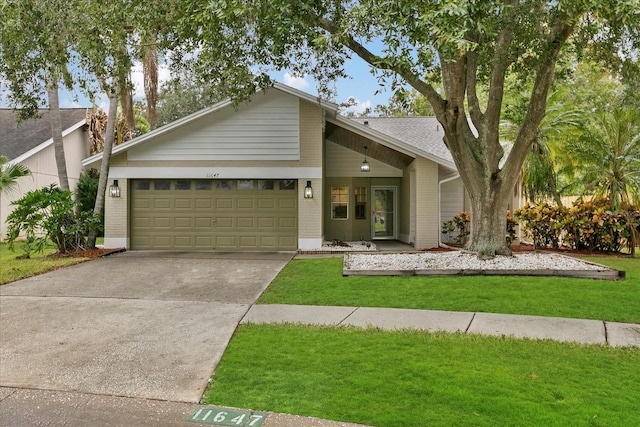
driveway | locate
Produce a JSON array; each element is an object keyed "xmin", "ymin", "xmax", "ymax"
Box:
[{"xmin": 0, "ymin": 251, "xmax": 292, "ymax": 403}]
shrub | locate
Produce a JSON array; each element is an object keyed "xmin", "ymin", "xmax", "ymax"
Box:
[
  {"xmin": 6, "ymin": 184, "xmax": 103, "ymax": 257},
  {"xmin": 76, "ymin": 169, "xmax": 103, "ymax": 235},
  {"xmin": 516, "ymin": 198, "xmax": 639, "ymax": 253},
  {"xmin": 442, "ymin": 211, "xmax": 516, "ymax": 246},
  {"xmin": 515, "ymin": 202, "xmax": 564, "ymax": 248},
  {"xmin": 441, "ymin": 212, "xmax": 470, "ymax": 245}
]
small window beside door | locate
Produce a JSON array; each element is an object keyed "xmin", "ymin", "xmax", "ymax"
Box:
[
  {"xmin": 331, "ymin": 186, "xmax": 349, "ymax": 220},
  {"xmin": 355, "ymin": 187, "xmax": 367, "ymax": 219}
]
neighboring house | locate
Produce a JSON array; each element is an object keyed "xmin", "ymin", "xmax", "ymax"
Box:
[
  {"xmin": 0, "ymin": 109, "xmax": 89, "ymax": 240},
  {"xmin": 82, "ymin": 84, "xmax": 519, "ymax": 251}
]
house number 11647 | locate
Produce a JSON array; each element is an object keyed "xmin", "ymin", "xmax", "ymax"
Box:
[
  {"xmin": 188, "ymin": 407, "xmax": 266, "ymax": 426},
  {"xmin": 206, "ymin": 173, "xmax": 220, "ymax": 178}
]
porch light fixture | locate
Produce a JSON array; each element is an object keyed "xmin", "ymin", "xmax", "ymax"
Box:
[
  {"xmin": 109, "ymin": 180, "xmax": 121, "ymax": 198},
  {"xmin": 361, "ymin": 146, "xmax": 370, "ymax": 172},
  {"xmin": 304, "ymin": 180, "xmax": 313, "ymax": 199}
]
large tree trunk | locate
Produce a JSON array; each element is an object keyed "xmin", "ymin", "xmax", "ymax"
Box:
[
  {"xmin": 87, "ymin": 86, "xmax": 118, "ymax": 249},
  {"xmin": 47, "ymin": 82, "xmax": 70, "ymax": 191},
  {"xmin": 466, "ymin": 182, "xmax": 513, "ymax": 259}
]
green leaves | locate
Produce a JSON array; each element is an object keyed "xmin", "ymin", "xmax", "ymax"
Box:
[
  {"xmin": 0, "ymin": 155, "xmax": 30, "ymax": 195},
  {"xmin": 6, "ymin": 184, "xmax": 102, "ymax": 255}
]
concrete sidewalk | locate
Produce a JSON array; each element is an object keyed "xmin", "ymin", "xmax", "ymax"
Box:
[{"xmin": 242, "ymin": 304, "xmax": 640, "ymax": 347}]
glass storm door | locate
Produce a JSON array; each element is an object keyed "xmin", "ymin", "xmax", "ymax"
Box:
[{"xmin": 372, "ymin": 187, "xmax": 396, "ymax": 239}]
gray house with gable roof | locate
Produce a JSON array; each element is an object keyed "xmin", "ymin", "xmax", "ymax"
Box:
[{"xmin": 83, "ymin": 83, "xmax": 520, "ymax": 251}]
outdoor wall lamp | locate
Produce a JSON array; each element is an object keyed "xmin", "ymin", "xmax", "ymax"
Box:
[
  {"xmin": 304, "ymin": 180, "xmax": 313, "ymax": 199},
  {"xmin": 361, "ymin": 146, "xmax": 370, "ymax": 172},
  {"xmin": 109, "ymin": 180, "xmax": 121, "ymax": 198}
]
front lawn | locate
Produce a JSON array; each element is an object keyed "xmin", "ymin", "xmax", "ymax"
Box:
[
  {"xmin": 0, "ymin": 242, "xmax": 90, "ymax": 285},
  {"xmin": 258, "ymin": 256, "xmax": 640, "ymax": 323},
  {"xmin": 204, "ymin": 324, "xmax": 640, "ymax": 427}
]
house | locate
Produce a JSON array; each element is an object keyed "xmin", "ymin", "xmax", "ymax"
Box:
[
  {"xmin": 82, "ymin": 83, "xmax": 519, "ymax": 251},
  {"xmin": 0, "ymin": 109, "xmax": 89, "ymax": 240}
]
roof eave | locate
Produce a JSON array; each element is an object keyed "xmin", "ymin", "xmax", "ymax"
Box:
[
  {"xmin": 81, "ymin": 98, "xmax": 235, "ymax": 167},
  {"xmin": 82, "ymin": 84, "xmax": 339, "ymax": 167},
  {"xmin": 10, "ymin": 119, "xmax": 87, "ymax": 165},
  {"xmin": 330, "ymin": 115, "xmax": 457, "ymax": 170}
]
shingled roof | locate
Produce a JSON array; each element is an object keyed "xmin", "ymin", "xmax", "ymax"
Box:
[
  {"xmin": 351, "ymin": 116, "xmax": 453, "ymax": 165},
  {"xmin": 0, "ymin": 109, "xmax": 88, "ymax": 160}
]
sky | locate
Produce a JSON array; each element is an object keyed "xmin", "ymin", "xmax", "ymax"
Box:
[{"xmin": 1, "ymin": 55, "xmax": 394, "ymax": 117}]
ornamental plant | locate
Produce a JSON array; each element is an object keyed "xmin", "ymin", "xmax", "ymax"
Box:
[
  {"xmin": 442, "ymin": 211, "xmax": 516, "ymax": 246},
  {"xmin": 6, "ymin": 184, "xmax": 103, "ymax": 257},
  {"xmin": 515, "ymin": 202, "xmax": 565, "ymax": 249},
  {"xmin": 515, "ymin": 198, "xmax": 639, "ymax": 253}
]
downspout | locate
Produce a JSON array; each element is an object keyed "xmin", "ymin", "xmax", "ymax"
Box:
[{"xmin": 438, "ymin": 173, "xmax": 460, "ymax": 248}]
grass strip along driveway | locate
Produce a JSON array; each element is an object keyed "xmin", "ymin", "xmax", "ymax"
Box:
[
  {"xmin": 0, "ymin": 243, "xmax": 88, "ymax": 285},
  {"xmin": 204, "ymin": 256, "xmax": 640, "ymax": 426}
]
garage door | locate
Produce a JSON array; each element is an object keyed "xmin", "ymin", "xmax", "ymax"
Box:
[{"xmin": 131, "ymin": 179, "xmax": 298, "ymax": 251}]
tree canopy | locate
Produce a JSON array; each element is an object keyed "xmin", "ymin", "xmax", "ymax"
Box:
[
  {"xmin": 173, "ymin": 0, "xmax": 639, "ymax": 257},
  {"xmin": 2, "ymin": 0, "xmax": 638, "ymax": 257}
]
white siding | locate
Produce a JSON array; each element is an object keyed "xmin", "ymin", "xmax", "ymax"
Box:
[
  {"xmin": 128, "ymin": 90, "xmax": 300, "ymax": 161},
  {"xmin": 441, "ymin": 178, "xmax": 464, "ymax": 222},
  {"xmin": 325, "ymin": 141, "xmax": 402, "ymax": 177},
  {"xmin": 1, "ymin": 127, "xmax": 88, "ymax": 239}
]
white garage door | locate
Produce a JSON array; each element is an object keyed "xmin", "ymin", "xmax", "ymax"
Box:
[{"xmin": 131, "ymin": 179, "xmax": 298, "ymax": 251}]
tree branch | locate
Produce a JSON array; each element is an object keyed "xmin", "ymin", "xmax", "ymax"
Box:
[
  {"xmin": 504, "ymin": 17, "xmax": 575, "ymax": 180},
  {"xmin": 465, "ymin": 48, "xmax": 483, "ymax": 122},
  {"xmin": 319, "ymin": 17, "xmax": 446, "ymax": 120},
  {"xmin": 485, "ymin": 25, "xmax": 514, "ymax": 167}
]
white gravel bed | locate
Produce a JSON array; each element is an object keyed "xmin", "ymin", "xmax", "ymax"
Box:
[{"xmin": 345, "ymin": 251, "xmax": 607, "ymax": 271}]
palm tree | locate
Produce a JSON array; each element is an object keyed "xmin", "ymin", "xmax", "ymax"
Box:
[
  {"xmin": 0, "ymin": 156, "xmax": 30, "ymax": 194},
  {"xmin": 570, "ymin": 106, "xmax": 640, "ymax": 255},
  {"xmin": 571, "ymin": 106, "xmax": 640, "ymax": 208},
  {"xmin": 501, "ymin": 90, "xmax": 583, "ymax": 206}
]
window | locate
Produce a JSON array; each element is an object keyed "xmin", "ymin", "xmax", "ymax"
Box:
[
  {"xmin": 331, "ymin": 187, "xmax": 349, "ymax": 220},
  {"xmin": 195, "ymin": 180, "xmax": 212, "ymax": 190},
  {"xmin": 237, "ymin": 179, "xmax": 254, "ymax": 190},
  {"xmin": 216, "ymin": 180, "xmax": 232, "ymax": 190},
  {"xmin": 175, "ymin": 180, "xmax": 191, "ymax": 190},
  {"xmin": 355, "ymin": 187, "xmax": 367, "ymax": 219},
  {"xmin": 154, "ymin": 180, "xmax": 170, "ymax": 190},
  {"xmin": 258, "ymin": 180, "xmax": 274, "ymax": 190},
  {"xmin": 133, "ymin": 180, "xmax": 150, "ymax": 191},
  {"xmin": 279, "ymin": 180, "xmax": 296, "ymax": 190}
]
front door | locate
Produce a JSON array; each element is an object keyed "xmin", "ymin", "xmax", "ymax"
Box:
[{"xmin": 372, "ymin": 186, "xmax": 397, "ymax": 239}]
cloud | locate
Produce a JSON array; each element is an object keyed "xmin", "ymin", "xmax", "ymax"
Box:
[
  {"xmin": 130, "ymin": 61, "xmax": 171, "ymax": 101},
  {"xmin": 59, "ymin": 98, "xmax": 83, "ymax": 109},
  {"xmin": 283, "ymin": 72, "xmax": 310, "ymax": 91},
  {"xmin": 341, "ymin": 97, "xmax": 372, "ymax": 116}
]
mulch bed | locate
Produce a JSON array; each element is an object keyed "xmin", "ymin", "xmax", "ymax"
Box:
[{"xmin": 47, "ymin": 247, "xmax": 126, "ymax": 259}]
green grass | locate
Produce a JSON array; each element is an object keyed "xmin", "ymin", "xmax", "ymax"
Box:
[
  {"xmin": 258, "ymin": 257, "xmax": 640, "ymax": 323},
  {"xmin": 204, "ymin": 324, "xmax": 640, "ymax": 427},
  {"xmin": 0, "ymin": 242, "xmax": 90, "ymax": 285}
]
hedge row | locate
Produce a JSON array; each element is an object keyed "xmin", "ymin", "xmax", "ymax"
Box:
[{"xmin": 515, "ymin": 198, "xmax": 639, "ymax": 252}]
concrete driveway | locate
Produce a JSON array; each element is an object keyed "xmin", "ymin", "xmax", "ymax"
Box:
[{"xmin": 0, "ymin": 251, "xmax": 292, "ymax": 403}]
